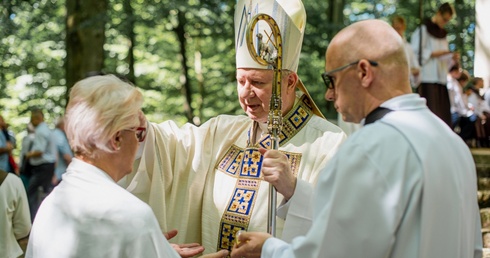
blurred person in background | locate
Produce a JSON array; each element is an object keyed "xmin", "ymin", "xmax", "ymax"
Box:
[
  {"xmin": 0, "ymin": 168, "xmax": 31, "ymax": 258},
  {"xmin": 411, "ymin": 2, "xmax": 459, "ymax": 127},
  {"xmin": 0, "ymin": 115, "xmax": 15, "ymax": 174},
  {"xmin": 25, "ymin": 109, "xmax": 56, "ymax": 221},
  {"xmin": 19, "ymin": 123, "xmax": 36, "ymax": 189},
  {"xmin": 391, "ymin": 15, "xmax": 420, "ymax": 90},
  {"xmin": 52, "ymin": 116, "xmax": 73, "ymax": 186}
]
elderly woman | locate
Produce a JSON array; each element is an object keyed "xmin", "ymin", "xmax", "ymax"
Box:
[{"xmin": 25, "ymin": 75, "xmax": 180, "ymax": 257}]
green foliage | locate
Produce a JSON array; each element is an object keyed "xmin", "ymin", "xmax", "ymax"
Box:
[
  {"xmin": 0, "ymin": 0, "xmax": 479, "ymax": 145},
  {"xmin": 1, "ymin": 0, "xmax": 66, "ymax": 150},
  {"xmin": 102, "ymin": 0, "xmax": 239, "ymax": 124}
]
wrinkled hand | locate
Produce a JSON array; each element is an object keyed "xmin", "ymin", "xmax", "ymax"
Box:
[
  {"xmin": 259, "ymin": 148, "xmax": 296, "ymax": 200},
  {"xmin": 164, "ymin": 229, "xmax": 205, "ymax": 258},
  {"xmin": 231, "ymin": 231, "xmax": 271, "ymax": 258}
]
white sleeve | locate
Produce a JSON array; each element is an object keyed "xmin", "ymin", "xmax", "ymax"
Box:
[
  {"xmin": 410, "ymin": 25, "xmax": 431, "ymax": 66},
  {"xmin": 277, "ymin": 179, "xmax": 313, "ymax": 242},
  {"xmin": 12, "ymin": 175, "xmax": 31, "ymax": 239},
  {"xmin": 262, "ymin": 142, "xmax": 401, "ymax": 258}
]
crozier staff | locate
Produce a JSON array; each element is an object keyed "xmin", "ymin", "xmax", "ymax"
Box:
[{"xmin": 122, "ymin": 0, "xmax": 346, "ymax": 254}]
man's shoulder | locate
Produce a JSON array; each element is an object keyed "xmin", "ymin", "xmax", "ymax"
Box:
[
  {"xmin": 52, "ymin": 128, "xmax": 64, "ymax": 137},
  {"xmin": 1, "ymin": 173, "xmax": 24, "ymax": 192},
  {"xmin": 35, "ymin": 123, "xmax": 52, "ymax": 135}
]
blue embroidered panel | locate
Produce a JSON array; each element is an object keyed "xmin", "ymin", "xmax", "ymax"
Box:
[
  {"xmin": 289, "ymin": 106, "xmax": 309, "ymax": 129},
  {"xmin": 239, "ymin": 148, "xmax": 263, "ymax": 178},
  {"xmin": 218, "ymin": 147, "xmax": 244, "ymax": 176},
  {"xmin": 215, "ymin": 94, "xmax": 313, "ymax": 252},
  {"xmin": 259, "ymin": 134, "xmax": 271, "ymax": 149},
  {"xmin": 217, "ymin": 222, "xmax": 245, "ymax": 251},
  {"xmin": 226, "ymin": 188, "xmax": 256, "ymax": 215}
]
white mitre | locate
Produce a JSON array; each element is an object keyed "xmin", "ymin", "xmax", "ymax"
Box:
[
  {"xmin": 234, "ymin": 0, "xmax": 305, "ymax": 71},
  {"xmin": 234, "ymin": 0, "xmax": 325, "ymax": 118}
]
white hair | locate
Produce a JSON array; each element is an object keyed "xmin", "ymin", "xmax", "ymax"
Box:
[{"xmin": 65, "ymin": 75, "xmax": 143, "ymax": 159}]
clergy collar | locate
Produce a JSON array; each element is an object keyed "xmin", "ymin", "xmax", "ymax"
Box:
[{"xmin": 364, "ymin": 107, "xmax": 393, "ymax": 125}]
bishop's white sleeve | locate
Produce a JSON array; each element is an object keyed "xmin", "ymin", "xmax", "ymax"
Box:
[{"xmin": 277, "ymin": 179, "xmax": 313, "ymax": 242}]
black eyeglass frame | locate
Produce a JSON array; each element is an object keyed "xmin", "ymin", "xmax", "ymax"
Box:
[{"xmin": 321, "ymin": 60, "xmax": 378, "ymax": 90}]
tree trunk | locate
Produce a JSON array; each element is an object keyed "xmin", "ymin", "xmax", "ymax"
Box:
[
  {"xmin": 454, "ymin": 0, "xmax": 464, "ymax": 65},
  {"xmin": 327, "ymin": 0, "xmax": 345, "ymax": 33},
  {"xmin": 325, "ymin": 0, "xmax": 345, "ymax": 116},
  {"xmin": 65, "ymin": 0, "xmax": 107, "ymax": 103},
  {"xmin": 174, "ymin": 10, "xmax": 194, "ymax": 124},
  {"xmin": 123, "ymin": 0, "xmax": 136, "ymax": 84},
  {"xmin": 0, "ymin": 0, "xmax": 14, "ymax": 98},
  {"xmin": 194, "ymin": 38, "xmax": 204, "ymax": 126}
]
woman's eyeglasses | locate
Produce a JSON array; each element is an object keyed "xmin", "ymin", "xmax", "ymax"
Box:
[{"xmin": 124, "ymin": 127, "xmax": 147, "ymax": 142}]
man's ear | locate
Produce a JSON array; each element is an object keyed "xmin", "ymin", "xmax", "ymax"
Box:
[
  {"xmin": 287, "ymin": 72, "xmax": 298, "ymax": 92},
  {"xmin": 358, "ymin": 60, "xmax": 375, "ymax": 88}
]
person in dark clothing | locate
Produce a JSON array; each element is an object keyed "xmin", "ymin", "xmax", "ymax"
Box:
[{"xmin": 410, "ymin": 2, "xmax": 459, "ymax": 127}]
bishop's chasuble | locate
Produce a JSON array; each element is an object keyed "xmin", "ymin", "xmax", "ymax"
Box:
[{"xmin": 123, "ymin": 94, "xmax": 346, "ymax": 253}]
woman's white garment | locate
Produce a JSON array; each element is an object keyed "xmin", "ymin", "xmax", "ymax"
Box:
[{"xmin": 26, "ymin": 158, "xmax": 179, "ymax": 258}]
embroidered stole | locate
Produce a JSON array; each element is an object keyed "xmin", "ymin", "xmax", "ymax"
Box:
[{"xmin": 215, "ymin": 95, "xmax": 314, "ymax": 250}]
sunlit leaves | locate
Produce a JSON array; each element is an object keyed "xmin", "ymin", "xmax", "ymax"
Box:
[{"xmin": 0, "ymin": 0, "xmax": 478, "ymax": 134}]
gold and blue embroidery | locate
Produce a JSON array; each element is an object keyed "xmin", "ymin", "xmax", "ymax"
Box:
[
  {"xmin": 215, "ymin": 95, "xmax": 313, "ymax": 251},
  {"xmin": 239, "ymin": 148, "xmax": 263, "ymax": 178}
]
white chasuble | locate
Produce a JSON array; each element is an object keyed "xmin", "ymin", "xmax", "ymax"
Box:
[{"xmin": 123, "ymin": 94, "xmax": 346, "ymax": 253}]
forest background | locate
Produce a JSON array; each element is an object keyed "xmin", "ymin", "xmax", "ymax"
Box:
[{"xmin": 0, "ymin": 0, "xmax": 477, "ymax": 155}]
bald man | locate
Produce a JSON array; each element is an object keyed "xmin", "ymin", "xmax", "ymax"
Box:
[{"xmin": 231, "ymin": 19, "xmax": 482, "ymax": 258}]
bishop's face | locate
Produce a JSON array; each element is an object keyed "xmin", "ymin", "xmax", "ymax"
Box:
[
  {"xmin": 237, "ymin": 68, "xmax": 274, "ymax": 123},
  {"xmin": 236, "ymin": 68, "xmax": 297, "ymax": 123}
]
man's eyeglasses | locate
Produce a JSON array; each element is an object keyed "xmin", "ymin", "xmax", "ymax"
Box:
[
  {"xmin": 124, "ymin": 127, "xmax": 147, "ymax": 142},
  {"xmin": 321, "ymin": 60, "xmax": 378, "ymax": 90}
]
